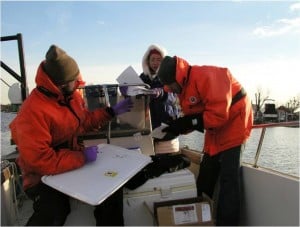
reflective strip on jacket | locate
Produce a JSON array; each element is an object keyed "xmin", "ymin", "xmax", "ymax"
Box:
[
  {"xmin": 174, "ymin": 56, "xmax": 253, "ymax": 156},
  {"xmin": 9, "ymin": 62, "xmax": 113, "ymax": 190}
]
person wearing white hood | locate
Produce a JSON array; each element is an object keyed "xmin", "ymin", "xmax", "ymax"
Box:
[{"xmin": 140, "ymin": 44, "xmax": 181, "ymax": 153}]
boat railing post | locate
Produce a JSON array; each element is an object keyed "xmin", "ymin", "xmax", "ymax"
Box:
[
  {"xmin": 102, "ymin": 85, "xmax": 111, "ymax": 144},
  {"xmin": 253, "ymin": 127, "xmax": 266, "ymax": 168},
  {"xmin": 16, "ymin": 33, "xmax": 28, "ymax": 101}
]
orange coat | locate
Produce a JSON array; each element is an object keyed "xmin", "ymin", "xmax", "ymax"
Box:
[
  {"xmin": 174, "ymin": 57, "xmax": 253, "ymax": 156},
  {"xmin": 10, "ymin": 62, "xmax": 113, "ymax": 190}
]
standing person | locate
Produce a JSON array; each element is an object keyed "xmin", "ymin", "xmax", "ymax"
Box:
[
  {"xmin": 9, "ymin": 45, "xmax": 133, "ymax": 226},
  {"xmin": 157, "ymin": 55, "xmax": 253, "ymax": 225},
  {"xmin": 140, "ymin": 44, "xmax": 181, "ymax": 153}
]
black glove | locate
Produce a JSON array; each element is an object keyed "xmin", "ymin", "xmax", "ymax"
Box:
[{"xmin": 162, "ymin": 114, "xmax": 204, "ymax": 136}]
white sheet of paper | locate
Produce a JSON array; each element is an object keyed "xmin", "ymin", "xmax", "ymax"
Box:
[
  {"xmin": 116, "ymin": 66, "xmax": 143, "ymax": 84},
  {"xmin": 201, "ymin": 203, "xmax": 212, "ymax": 222},
  {"xmin": 151, "ymin": 123, "xmax": 168, "ymax": 139},
  {"xmin": 42, "ymin": 144, "xmax": 151, "ymax": 206}
]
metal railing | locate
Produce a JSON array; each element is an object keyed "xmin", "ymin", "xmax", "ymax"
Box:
[
  {"xmin": 252, "ymin": 121, "xmax": 299, "ymax": 168},
  {"xmin": 1, "ymin": 33, "xmax": 28, "ymax": 101}
]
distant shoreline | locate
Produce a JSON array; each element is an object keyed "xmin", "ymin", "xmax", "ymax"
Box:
[{"xmin": 1, "ymin": 104, "xmax": 20, "ymax": 112}]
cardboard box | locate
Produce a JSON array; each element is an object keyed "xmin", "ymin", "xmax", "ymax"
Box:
[
  {"xmin": 154, "ymin": 197, "xmax": 214, "ymax": 226},
  {"xmin": 123, "ymin": 169, "xmax": 197, "ymax": 226}
]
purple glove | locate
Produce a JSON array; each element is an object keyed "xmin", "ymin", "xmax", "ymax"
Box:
[
  {"xmin": 112, "ymin": 97, "xmax": 133, "ymax": 116},
  {"xmin": 84, "ymin": 146, "xmax": 98, "ymax": 163},
  {"xmin": 150, "ymin": 88, "xmax": 163, "ymax": 98},
  {"xmin": 119, "ymin": 86, "xmax": 128, "ymax": 96}
]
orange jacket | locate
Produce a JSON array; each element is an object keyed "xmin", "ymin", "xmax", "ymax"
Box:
[
  {"xmin": 174, "ymin": 57, "xmax": 253, "ymax": 156},
  {"xmin": 10, "ymin": 62, "xmax": 113, "ymax": 190}
]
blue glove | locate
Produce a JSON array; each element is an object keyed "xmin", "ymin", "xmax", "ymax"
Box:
[
  {"xmin": 84, "ymin": 146, "xmax": 98, "ymax": 163},
  {"xmin": 112, "ymin": 97, "xmax": 133, "ymax": 116},
  {"xmin": 119, "ymin": 86, "xmax": 128, "ymax": 96},
  {"xmin": 162, "ymin": 114, "xmax": 204, "ymax": 136}
]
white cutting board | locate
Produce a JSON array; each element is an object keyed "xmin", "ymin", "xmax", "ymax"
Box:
[{"xmin": 42, "ymin": 144, "xmax": 151, "ymax": 205}]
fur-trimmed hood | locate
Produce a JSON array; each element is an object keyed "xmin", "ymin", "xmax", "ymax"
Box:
[{"xmin": 142, "ymin": 44, "xmax": 167, "ymax": 79}]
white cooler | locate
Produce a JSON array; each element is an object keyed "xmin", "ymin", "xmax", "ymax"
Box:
[{"xmin": 123, "ymin": 169, "xmax": 197, "ymax": 226}]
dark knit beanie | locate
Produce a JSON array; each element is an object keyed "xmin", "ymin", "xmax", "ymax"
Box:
[
  {"xmin": 43, "ymin": 45, "xmax": 79, "ymax": 85},
  {"xmin": 157, "ymin": 56, "xmax": 176, "ymax": 85}
]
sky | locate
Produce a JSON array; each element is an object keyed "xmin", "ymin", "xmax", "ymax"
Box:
[{"xmin": 1, "ymin": 1, "xmax": 300, "ymax": 105}]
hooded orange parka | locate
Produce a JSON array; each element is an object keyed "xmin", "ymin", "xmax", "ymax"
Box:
[
  {"xmin": 10, "ymin": 62, "xmax": 113, "ymax": 190},
  {"xmin": 174, "ymin": 57, "xmax": 253, "ymax": 156}
]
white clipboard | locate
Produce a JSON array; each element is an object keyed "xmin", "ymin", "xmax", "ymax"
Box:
[{"xmin": 42, "ymin": 144, "xmax": 151, "ymax": 206}]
